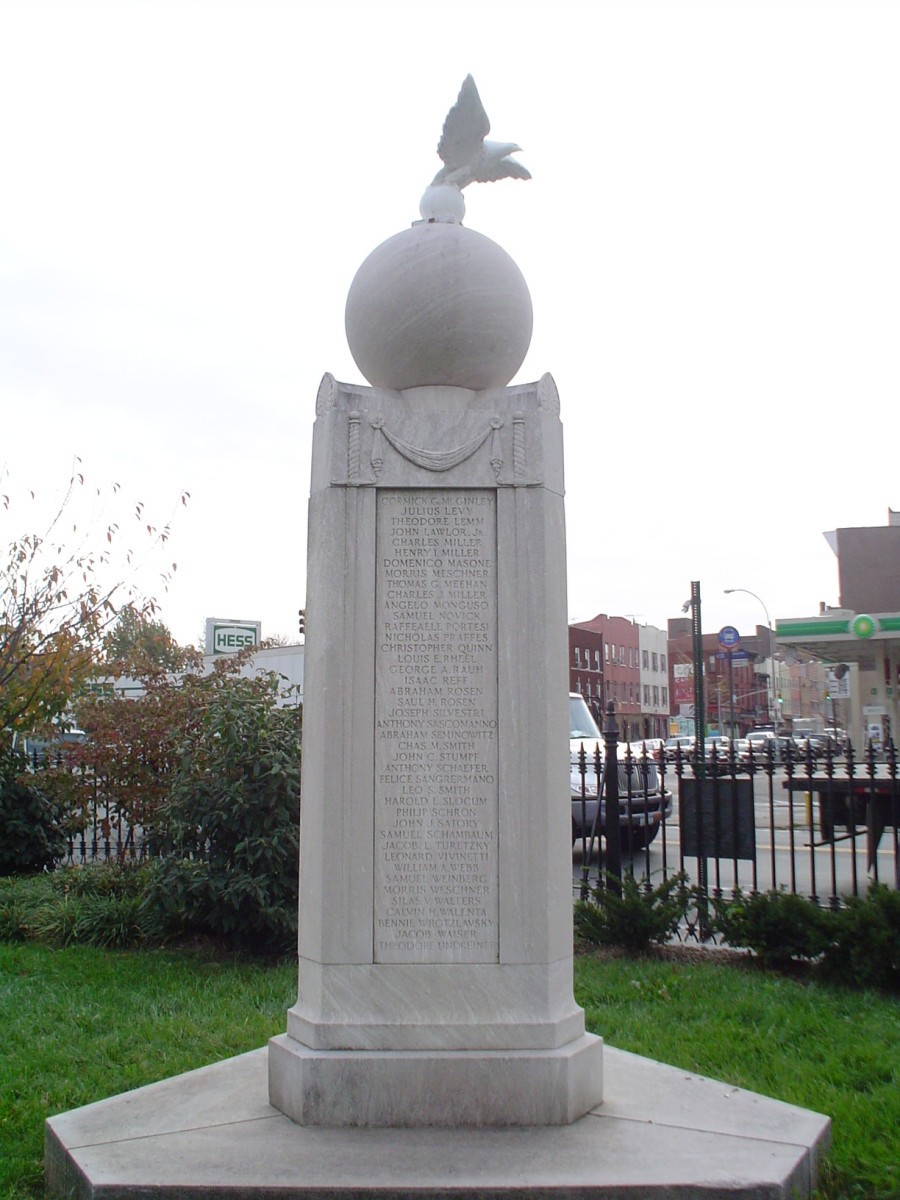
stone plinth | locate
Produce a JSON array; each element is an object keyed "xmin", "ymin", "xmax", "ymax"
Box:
[
  {"xmin": 267, "ymin": 372, "xmax": 604, "ymax": 1126},
  {"xmin": 45, "ymin": 1045, "xmax": 831, "ymax": 1199}
]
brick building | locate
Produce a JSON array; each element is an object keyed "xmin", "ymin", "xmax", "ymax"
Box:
[
  {"xmin": 667, "ymin": 618, "xmax": 773, "ymax": 737},
  {"xmin": 569, "ymin": 614, "xmax": 642, "ymax": 741}
]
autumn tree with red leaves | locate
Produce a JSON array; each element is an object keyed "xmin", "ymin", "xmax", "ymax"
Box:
[{"xmin": 0, "ymin": 464, "xmax": 188, "ymax": 735}]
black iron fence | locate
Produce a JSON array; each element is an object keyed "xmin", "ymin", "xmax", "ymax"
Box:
[
  {"xmin": 59, "ymin": 809, "xmax": 153, "ymax": 866},
  {"xmin": 22, "ymin": 729, "xmax": 900, "ymax": 915},
  {"xmin": 23, "ymin": 748, "xmax": 154, "ymax": 867},
  {"xmin": 573, "ymin": 725, "xmax": 900, "ymax": 939}
]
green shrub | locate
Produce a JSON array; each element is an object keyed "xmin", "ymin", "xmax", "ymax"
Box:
[
  {"xmin": 0, "ymin": 748, "xmax": 66, "ymax": 875},
  {"xmin": 0, "ymin": 864, "xmax": 165, "ymax": 948},
  {"xmin": 64, "ymin": 864, "xmax": 166, "ymax": 948},
  {"xmin": 711, "ymin": 889, "xmax": 833, "ymax": 966},
  {"xmin": 820, "ymin": 884, "xmax": 900, "ymax": 991},
  {"xmin": 143, "ymin": 674, "xmax": 301, "ymax": 955},
  {"xmin": 28, "ymin": 894, "xmax": 88, "ymax": 946},
  {"xmin": 0, "ymin": 892, "xmax": 29, "ymax": 941},
  {"xmin": 575, "ymin": 871, "xmax": 691, "ymax": 953},
  {"xmin": 50, "ymin": 861, "xmax": 153, "ymax": 900},
  {"xmin": 0, "ymin": 875, "xmax": 50, "ymax": 941},
  {"xmin": 74, "ymin": 892, "xmax": 154, "ymax": 948}
]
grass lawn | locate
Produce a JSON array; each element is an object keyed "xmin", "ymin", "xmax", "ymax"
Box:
[
  {"xmin": 575, "ymin": 948, "xmax": 900, "ymax": 1200},
  {"xmin": 0, "ymin": 943, "xmax": 296, "ymax": 1200},
  {"xmin": 1, "ymin": 942, "xmax": 898, "ymax": 1199}
]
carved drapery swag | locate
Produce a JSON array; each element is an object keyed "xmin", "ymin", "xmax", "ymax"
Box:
[{"xmin": 361, "ymin": 415, "xmax": 505, "ymax": 480}]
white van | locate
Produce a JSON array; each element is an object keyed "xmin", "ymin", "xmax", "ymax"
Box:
[{"xmin": 569, "ymin": 693, "xmax": 672, "ymax": 850}]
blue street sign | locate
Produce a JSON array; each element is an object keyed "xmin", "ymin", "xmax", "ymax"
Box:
[{"xmin": 718, "ymin": 625, "xmax": 741, "ymax": 649}]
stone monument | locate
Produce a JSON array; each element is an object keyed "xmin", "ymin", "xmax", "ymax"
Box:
[
  {"xmin": 268, "ymin": 74, "xmax": 604, "ymax": 1126},
  {"xmin": 45, "ymin": 77, "xmax": 831, "ymax": 1199}
]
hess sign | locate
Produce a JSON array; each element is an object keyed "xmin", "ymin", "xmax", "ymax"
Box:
[{"xmin": 206, "ymin": 619, "xmax": 261, "ymax": 655}]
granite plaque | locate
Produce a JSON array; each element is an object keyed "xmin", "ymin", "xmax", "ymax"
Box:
[{"xmin": 374, "ymin": 488, "xmax": 499, "ymax": 963}]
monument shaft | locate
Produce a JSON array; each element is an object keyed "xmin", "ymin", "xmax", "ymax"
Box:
[{"xmin": 268, "ymin": 374, "xmax": 604, "ymax": 1126}]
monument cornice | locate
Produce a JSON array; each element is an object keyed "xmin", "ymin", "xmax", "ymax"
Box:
[{"xmin": 314, "ymin": 373, "xmax": 562, "ymax": 493}]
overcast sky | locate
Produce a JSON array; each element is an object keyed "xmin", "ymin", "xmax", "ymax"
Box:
[{"xmin": 2, "ymin": 0, "xmax": 898, "ymax": 648}]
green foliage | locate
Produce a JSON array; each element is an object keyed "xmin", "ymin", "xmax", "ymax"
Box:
[
  {"xmin": 71, "ymin": 672, "xmax": 198, "ymax": 832},
  {"xmin": 101, "ymin": 605, "xmax": 191, "ymax": 672},
  {"xmin": 0, "ymin": 864, "xmax": 163, "ymax": 949},
  {"xmin": 3, "ymin": 660, "xmax": 302, "ymax": 955},
  {"xmin": 820, "ymin": 884, "xmax": 900, "ymax": 992},
  {"xmin": 48, "ymin": 861, "xmax": 151, "ymax": 900},
  {"xmin": 711, "ymin": 888, "xmax": 832, "ymax": 967},
  {"xmin": 575, "ymin": 871, "xmax": 691, "ymax": 953},
  {"xmin": 0, "ymin": 875, "xmax": 50, "ymax": 941},
  {"xmin": 76, "ymin": 893, "xmax": 156, "ymax": 949},
  {"xmin": 144, "ymin": 672, "xmax": 301, "ymax": 954},
  {"xmin": 0, "ymin": 466, "xmax": 187, "ymax": 734},
  {"xmin": 0, "ymin": 748, "xmax": 66, "ymax": 875},
  {"xmin": 2, "ymin": 942, "xmax": 897, "ymax": 1199},
  {"xmin": 57, "ymin": 649, "xmax": 282, "ymax": 839},
  {"xmin": 573, "ymin": 951, "xmax": 900, "ymax": 1200},
  {"xmin": 27, "ymin": 894, "xmax": 88, "ymax": 947},
  {"xmin": 0, "ymin": 941, "xmax": 295, "ymax": 1199}
]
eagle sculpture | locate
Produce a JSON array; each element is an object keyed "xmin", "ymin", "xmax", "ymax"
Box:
[{"xmin": 420, "ymin": 75, "xmax": 530, "ymax": 222}]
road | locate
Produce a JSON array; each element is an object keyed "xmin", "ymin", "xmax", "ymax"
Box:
[{"xmin": 572, "ymin": 764, "xmax": 900, "ymax": 901}]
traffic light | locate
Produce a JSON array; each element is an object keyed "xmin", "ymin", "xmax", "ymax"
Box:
[{"xmin": 298, "ymin": 609, "xmax": 306, "ymax": 635}]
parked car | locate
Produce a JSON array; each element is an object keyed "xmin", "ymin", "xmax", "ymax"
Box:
[
  {"xmin": 733, "ymin": 738, "xmax": 751, "ymax": 766},
  {"xmin": 710, "ymin": 729, "xmax": 734, "ymax": 758},
  {"xmin": 747, "ymin": 733, "xmax": 800, "ymax": 763},
  {"xmin": 694, "ymin": 736, "xmax": 747, "ymax": 774},
  {"xmin": 802, "ymin": 733, "xmax": 830, "ymax": 759},
  {"xmin": 824, "ymin": 728, "xmax": 848, "ymax": 754},
  {"xmin": 703, "ymin": 736, "xmax": 731, "ymax": 760},
  {"xmin": 746, "ymin": 730, "xmax": 777, "ymax": 759},
  {"xmin": 779, "ymin": 735, "xmax": 802, "ymax": 761},
  {"xmin": 571, "ymin": 694, "xmax": 673, "ymax": 850},
  {"xmin": 630, "ymin": 738, "xmax": 665, "ymax": 762},
  {"xmin": 664, "ymin": 735, "xmax": 696, "ymax": 762},
  {"xmin": 20, "ymin": 727, "xmax": 87, "ymax": 763}
]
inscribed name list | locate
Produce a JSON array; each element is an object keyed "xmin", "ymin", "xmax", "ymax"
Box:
[{"xmin": 374, "ymin": 489, "xmax": 499, "ymax": 963}]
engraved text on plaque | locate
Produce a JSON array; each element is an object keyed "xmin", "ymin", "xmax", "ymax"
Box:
[{"xmin": 374, "ymin": 489, "xmax": 499, "ymax": 963}]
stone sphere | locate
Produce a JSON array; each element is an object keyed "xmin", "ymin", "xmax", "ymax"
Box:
[
  {"xmin": 419, "ymin": 184, "xmax": 466, "ymax": 223},
  {"xmin": 345, "ymin": 222, "xmax": 533, "ymax": 392}
]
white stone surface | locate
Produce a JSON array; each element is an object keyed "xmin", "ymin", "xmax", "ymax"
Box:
[
  {"xmin": 418, "ymin": 183, "xmax": 465, "ymax": 223},
  {"xmin": 282, "ymin": 959, "xmax": 588, "ymax": 1051},
  {"xmin": 428, "ymin": 75, "xmax": 530, "ymax": 192},
  {"xmin": 269, "ymin": 1035, "xmax": 604, "ymax": 1127},
  {"xmin": 268, "ymin": 372, "xmax": 600, "ymax": 1126},
  {"xmin": 373, "ymin": 488, "xmax": 499, "ymax": 966},
  {"xmin": 45, "ymin": 1044, "xmax": 831, "ymax": 1198},
  {"xmin": 344, "ymin": 223, "xmax": 533, "ymax": 392}
]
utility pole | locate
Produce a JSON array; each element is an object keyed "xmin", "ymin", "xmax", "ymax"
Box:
[{"xmin": 689, "ymin": 581, "xmax": 704, "ymax": 766}]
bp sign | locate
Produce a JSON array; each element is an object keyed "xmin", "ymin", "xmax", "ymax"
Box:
[{"xmin": 205, "ymin": 618, "xmax": 261, "ymax": 655}]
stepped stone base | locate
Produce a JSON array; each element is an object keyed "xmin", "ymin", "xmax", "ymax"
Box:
[
  {"xmin": 45, "ymin": 1044, "xmax": 830, "ymax": 1199},
  {"xmin": 268, "ymin": 1031, "xmax": 604, "ymax": 1126}
]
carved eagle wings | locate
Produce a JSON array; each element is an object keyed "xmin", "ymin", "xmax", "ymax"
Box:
[{"xmin": 431, "ymin": 75, "xmax": 531, "ymax": 190}]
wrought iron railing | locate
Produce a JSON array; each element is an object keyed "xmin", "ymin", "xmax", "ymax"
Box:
[
  {"xmin": 23, "ymin": 748, "xmax": 154, "ymax": 866},
  {"xmin": 573, "ymin": 722, "xmax": 900, "ymax": 937}
]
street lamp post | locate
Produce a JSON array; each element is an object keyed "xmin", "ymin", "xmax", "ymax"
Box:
[
  {"xmin": 724, "ymin": 587, "xmax": 777, "ymax": 729},
  {"xmin": 683, "ymin": 582, "xmax": 705, "ymax": 765}
]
